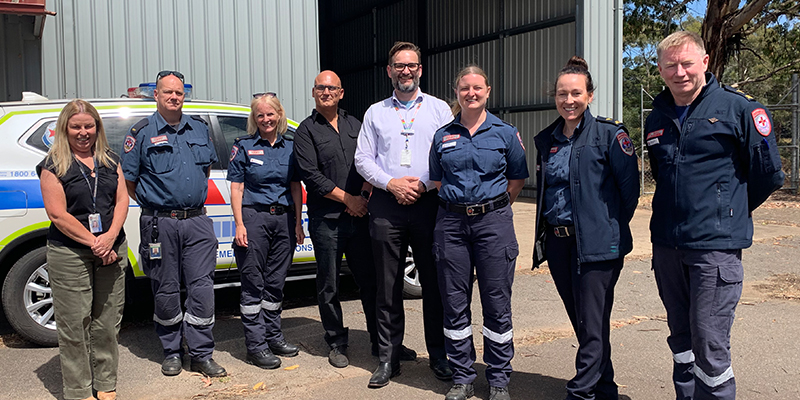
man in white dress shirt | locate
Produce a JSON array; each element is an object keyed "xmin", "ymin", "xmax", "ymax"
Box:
[{"xmin": 355, "ymin": 41, "xmax": 454, "ymax": 388}]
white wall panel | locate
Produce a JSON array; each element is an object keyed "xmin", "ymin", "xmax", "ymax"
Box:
[{"xmin": 42, "ymin": 0, "xmax": 319, "ymax": 120}]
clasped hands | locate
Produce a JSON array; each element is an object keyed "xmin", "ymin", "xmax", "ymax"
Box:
[
  {"xmin": 91, "ymin": 233, "xmax": 120, "ymax": 265},
  {"xmin": 387, "ymin": 176, "xmax": 425, "ymax": 206}
]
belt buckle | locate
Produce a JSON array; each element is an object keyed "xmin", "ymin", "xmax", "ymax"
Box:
[
  {"xmin": 554, "ymin": 226, "xmax": 569, "ymax": 237},
  {"xmin": 269, "ymin": 205, "xmax": 277, "ymax": 215},
  {"xmin": 466, "ymin": 204, "xmax": 482, "ymax": 216},
  {"xmin": 170, "ymin": 210, "xmax": 179, "ymax": 219}
]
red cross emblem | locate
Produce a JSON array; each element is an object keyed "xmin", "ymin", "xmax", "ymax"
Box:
[{"xmin": 751, "ymin": 108, "xmax": 771, "ymax": 137}]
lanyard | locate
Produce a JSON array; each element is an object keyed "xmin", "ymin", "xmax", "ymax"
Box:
[
  {"xmin": 394, "ymin": 99, "xmax": 422, "ymax": 150},
  {"xmin": 75, "ymin": 154, "xmax": 99, "ymax": 213}
]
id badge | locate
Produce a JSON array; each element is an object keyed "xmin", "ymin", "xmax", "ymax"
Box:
[
  {"xmin": 149, "ymin": 242, "xmax": 162, "ymax": 260},
  {"xmin": 400, "ymin": 148, "xmax": 412, "ymax": 166},
  {"xmin": 88, "ymin": 213, "xmax": 102, "ymax": 233}
]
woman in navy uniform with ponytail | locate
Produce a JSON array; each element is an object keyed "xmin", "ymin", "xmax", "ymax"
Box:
[
  {"xmin": 429, "ymin": 65, "xmax": 528, "ymax": 400},
  {"xmin": 532, "ymin": 56, "xmax": 640, "ymax": 400},
  {"xmin": 228, "ymin": 94, "xmax": 304, "ymax": 369}
]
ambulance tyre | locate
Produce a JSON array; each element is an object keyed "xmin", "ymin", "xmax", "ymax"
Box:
[
  {"xmin": 2, "ymin": 247, "xmax": 59, "ymax": 347},
  {"xmin": 402, "ymin": 248, "xmax": 423, "ymax": 299}
]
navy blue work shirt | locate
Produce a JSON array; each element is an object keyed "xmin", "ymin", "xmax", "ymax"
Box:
[
  {"xmin": 542, "ymin": 118, "xmax": 586, "ymax": 226},
  {"xmin": 227, "ymin": 133, "xmax": 300, "ymax": 207},
  {"xmin": 121, "ymin": 112, "xmax": 218, "ymax": 210},
  {"xmin": 429, "ymin": 111, "xmax": 529, "ymax": 204}
]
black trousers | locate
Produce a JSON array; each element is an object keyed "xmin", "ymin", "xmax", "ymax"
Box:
[
  {"xmin": 546, "ymin": 230, "xmax": 622, "ymax": 400},
  {"xmin": 368, "ymin": 189, "xmax": 446, "ymax": 365}
]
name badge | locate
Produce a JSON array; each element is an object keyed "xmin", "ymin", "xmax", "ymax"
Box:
[
  {"xmin": 248, "ymin": 149, "xmax": 264, "ymax": 155},
  {"xmin": 88, "ymin": 213, "xmax": 102, "ymax": 233},
  {"xmin": 150, "ymin": 135, "xmax": 169, "ymax": 145},
  {"xmin": 400, "ymin": 149, "xmax": 412, "ymax": 166},
  {"xmin": 250, "ymin": 158, "xmax": 264, "ymax": 165},
  {"xmin": 647, "ymin": 138, "xmax": 660, "ymax": 146},
  {"xmin": 443, "ymin": 142, "xmax": 457, "ymax": 149},
  {"xmin": 149, "ymin": 242, "xmax": 162, "ymax": 260}
]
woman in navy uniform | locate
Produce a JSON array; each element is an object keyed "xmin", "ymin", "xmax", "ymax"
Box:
[
  {"xmin": 228, "ymin": 94, "xmax": 304, "ymax": 369},
  {"xmin": 533, "ymin": 57, "xmax": 640, "ymax": 400},
  {"xmin": 429, "ymin": 65, "xmax": 528, "ymax": 400}
]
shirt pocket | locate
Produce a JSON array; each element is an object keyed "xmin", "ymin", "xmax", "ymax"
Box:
[
  {"xmin": 475, "ymin": 139, "xmax": 506, "ymax": 174},
  {"xmin": 186, "ymin": 137, "xmax": 214, "ymax": 166},
  {"xmin": 440, "ymin": 143, "xmax": 465, "ymax": 172},
  {"xmin": 145, "ymin": 143, "xmax": 177, "ymax": 173}
]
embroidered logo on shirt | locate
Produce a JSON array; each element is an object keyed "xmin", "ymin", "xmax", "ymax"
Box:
[
  {"xmin": 123, "ymin": 135, "xmax": 136, "ymax": 153},
  {"xmin": 751, "ymin": 108, "xmax": 772, "ymax": 137},
  {"xmin": 617, "ymin": 132, "xmax": 635, "ymax": 156},
  {"xmin": 443, "ymin": 134, "xmax": 460, "ymax": 142},
  {"xmin": 646, "ymin": 129, "xmax": 664, "ymax": 140},
  {"xmin": 248, "ymin": 149, "xmax": 264, "ymax": 156},
  {"xmin": 550, "ymin": 146, "xmax": 558, "ymax": 153},
  {"xmin": 230, "ymin": 145, "xmax": 239, "ymax": 161},
  {"xmin": 150, "ymin": 135, "xmax": 168, "ymax": 145}
]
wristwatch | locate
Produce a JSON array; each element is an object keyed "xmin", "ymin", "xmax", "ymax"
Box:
[{"xmin": 360, "ymin": 190, "xmax": 371, "ymax": 199}]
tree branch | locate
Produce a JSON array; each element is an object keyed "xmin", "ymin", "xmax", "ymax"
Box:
[
  {"xmin": 734, "ymin": 58, "xmax": 800, "ymax": 86},
  {"xmin": 730, "ymin": 0, "xmax": 772, "ymax": 33}
]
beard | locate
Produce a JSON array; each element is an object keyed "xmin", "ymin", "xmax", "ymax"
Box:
[{"xmin": 393, "ymin": 74, "xmax": 420, "ymax": 94}]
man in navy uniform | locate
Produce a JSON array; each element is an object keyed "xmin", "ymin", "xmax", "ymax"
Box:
[
  {"xmin": 121, "ymin": 71, "xmax": 226, "ymax": 377},
  {"xmin": 645, "ymin": 31, "xmax": 784, "ymax": 399}
]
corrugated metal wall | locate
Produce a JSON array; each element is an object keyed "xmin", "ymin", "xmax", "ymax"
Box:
[
  {"xmin": 40, "ymin": 0, "xmax": 319, "ymax": 120},
  {"xmin": 0, "ymin": 14, "xmax": 42, "ymax": 101},
  {"xmin": 319, "ymin": 0, "xmax": 626, "ymax": 197}
]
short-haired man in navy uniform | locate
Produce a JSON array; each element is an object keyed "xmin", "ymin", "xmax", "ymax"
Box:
[
  {"xmin": 121, "ymin": 71, "xmax": 226, "ymax": 377},
  {"xmin": 646, "ymin": 31, "xmax": 784, "ymax": 400}
]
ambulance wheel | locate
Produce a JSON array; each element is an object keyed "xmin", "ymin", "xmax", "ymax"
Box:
[
  {"xmin": 402, "ymin": 248, "xmax": 423, "ymax": 299},
  {"xmin": 2, "ymin": 247, "xmax": 59, "ymax": 347}
]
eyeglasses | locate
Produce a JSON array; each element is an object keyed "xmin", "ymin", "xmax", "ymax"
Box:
[
  {"xmin": 157, "ymin": 70, "xmax": 184, "ymax": 83},
  {"xmin": 391, "ymin": 62, "xmax": 421, "ymax": 72},
  {"xmin": 313, "ymin": 85, "xmax": 341, "ymax": 93},
  {"xmin": 253, "ymin": 92, "xmax": 277, "ymax": 99}
]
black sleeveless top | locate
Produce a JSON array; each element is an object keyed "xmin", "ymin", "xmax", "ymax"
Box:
[{"xmin": 37, "ymin": 153, "xmax": 126, "ymax": 249}]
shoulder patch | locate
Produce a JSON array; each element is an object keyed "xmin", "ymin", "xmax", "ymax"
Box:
[
  {"xmin": 129, "ymin": 118, "xmax": 149, "ymax": 136},
  {"xmin": 751, "ymin": 108, "xmax": 772, "ymax": 136},
  {"xmin": 229, "ymin": 145, "xmax": 239, "ymax": 161},
  {"xmin": 616, "ymin": 132, "xmax": 635, "ymax": 156},
  {"xmin": 597, "ymin": 116, "xmax": 624, "ymax": 126},
  {"xmin": 123, "ymin": 135, "xmax": 136, "ymax": 153},
  {"xmin": 723, "ymin": 85, "xmax": 755, "ymax": 101},
  {"xmin": 190, "ymin": 115, "xmax": 208, "ymax": 125},
  {"xmin": 516, "ymin": 131, "xmax": 525, "ymax": 151}
]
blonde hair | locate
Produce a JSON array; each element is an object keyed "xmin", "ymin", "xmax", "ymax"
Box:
[
  {"xmin": 45, "ymin": 99, "xmax": 115, "ymax": 177},
  {"xmin": 247, "ymin": 95, "xmax": 288, "ymax": 136},
  {"xmin": 451, "ymin": 65, "xmax": 490, "ymax": 116},
  {"xmin": 657, "ymin": 31, "xmax": 706, "ymax": 62}
]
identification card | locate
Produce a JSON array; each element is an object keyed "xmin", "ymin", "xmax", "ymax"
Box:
[
  {"xmin": 401, "ymin": 128, "xmax": 414, "ymax": 136},
  {"xmin": 149, "ymin": 242, "xmax": 162, "ymax": 260},
  {"xmin": 88, "ymin": 213, "xmax": 102, "ymax": 233},
  {"xmin": 400, "ymin": 148, "xmax": 412, "ymax": 166}
]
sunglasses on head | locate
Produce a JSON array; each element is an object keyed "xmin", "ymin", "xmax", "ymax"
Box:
[
  {"xmin": 253, "ymin": 92, "xmax": 277, "ymax": 99},
  {"xmin": 157, "ymin": 70, "xmax": 185, "ymax": 82}
]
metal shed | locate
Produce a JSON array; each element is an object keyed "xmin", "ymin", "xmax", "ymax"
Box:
[
  {"xmin": 318, "ymin": 0, "xmax": 624, "ymax": 197},
  {"xmin": 2, "ymin": 0, "xmax": 320, "ymax": 120}
]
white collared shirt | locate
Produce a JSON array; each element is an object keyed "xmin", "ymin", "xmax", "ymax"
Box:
[{"xmin": 355, "ymin": 90, "xmax": 453, "ymax": 190}]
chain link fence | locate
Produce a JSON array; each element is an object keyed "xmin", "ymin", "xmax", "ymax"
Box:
[{"xmin": 638, "ymin": 73, "xmax": 800, "ymax": 195}]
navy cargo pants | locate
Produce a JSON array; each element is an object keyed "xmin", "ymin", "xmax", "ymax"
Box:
[
  {"xmin": 233, "ymin": 207, "xmax": 295, "ymax": 354},
  {"xmin": 433, "ymin": 204, "xmax": 518, "ymax": 388},
  {"xmin": 139, "ymin": 214, "xmax": 217, "ymax": 362},
  {"xmin": 546, "ymin": 230, "xmax": 622, "ymax": 400},
  {"xmin": 652, "ymin": 245, "xmax": 742, "ymax": 400}
]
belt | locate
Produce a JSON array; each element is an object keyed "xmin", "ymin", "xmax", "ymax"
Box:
[
  {"xmin": 551, "ymin": 225, "xmax": 575, "ymax": 238},
  {"xmin": 439, "ymin": 193, "xmax": 510, "ymax": 216},
  {"xmin": 142, "ymin": 207, "xmax": 205, "ymax": 219},
  {"xmin": 245, "ymin": 204, "xmax": 293, "ymax": 215}
]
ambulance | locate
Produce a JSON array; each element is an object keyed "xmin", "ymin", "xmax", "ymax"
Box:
[{"xmin": 0, "ymin": 93, "xmax": 423, "ymax": 346}]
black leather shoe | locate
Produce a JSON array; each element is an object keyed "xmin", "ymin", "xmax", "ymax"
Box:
[
  {"xmin": 247, "ymin": 349, "xmax": 281, "ymax": 369},
  {"xmin": 368, "ymin": 362, "xmax": 401, "ymax": 388},
  {"xmin": 161, "ymin": 356, "xmax": 182, "ymax": 376},
  {"xmin": 269, "ymin": 340, "xmax": 299, "ymax": 357},
  {"xmin": 328, "ymin": 346, "xmax": 349, "ymax": 368},
  {"xmin": 445, "ymin": 383, "xmax": 474, "ymax": 400},
  {"xmin": 430, "ymin": 357, "xmax": 454, "ymax": 381},
  {"xmin": 190, "ymin": 358, "xmax": 227, "ymax": 377},
  {"xmin": 489, "ymin": 386, "xmax": 510, "ymax": 400},
  {"xmin": 399, "ymin": 345, "xmax": 417, "ymax": 361}
]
